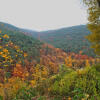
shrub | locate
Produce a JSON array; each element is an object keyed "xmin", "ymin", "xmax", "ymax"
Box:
[{"xmin": 14, "ymin": 87, "xmax": 38, "ymax": 100}]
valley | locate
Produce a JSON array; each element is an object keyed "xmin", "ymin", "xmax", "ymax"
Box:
[{"xmin": 0, "ymin": 22, "xmax": 100, "ymax": 100}]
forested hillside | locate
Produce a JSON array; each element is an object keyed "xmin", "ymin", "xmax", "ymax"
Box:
[
  {"xmin": 0, "ymin": 22, "xmax": 96, "ymax": 57},
  {"xmin": 23, "ymin": 25, "xmax": 95, "ymax": 57},
  {"xmin": 0, "ymin": 22, "xmax": 100, "ymax": 100},
  {"xmin": 1, "ymin": 22, "xmax": 95, "ymax": 57},
  {"xmin": 0, "ymin": 0, "xmax": 100, "ymax": 99},
  {"xmin": 0, "ymin": 22, "xmax": 43, "ymax": 63}
]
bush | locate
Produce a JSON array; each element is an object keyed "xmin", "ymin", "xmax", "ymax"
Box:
[
  {"xmin": 14, "ymin": 87, "xmax": 38, "ymax": 100},
  {"xmin": 48, "ymin": 65, "xmax": 100, "ymax": 99},
  {"xmin": 0, "ymin": 77, "xmax": 27, "ymax": 100},
  {"xmin": 12, "ymin": 64, "xmax": 100, "ymax": 100}
]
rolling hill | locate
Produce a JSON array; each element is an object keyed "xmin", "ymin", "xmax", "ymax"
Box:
[
  {"xmin": 0, "ymin": 22, "xmax": 100, "ymax": 100},
  {"xmin": 0, "ymin": 22, "xmax": 95, "ymax": 57},
  {"xmin": 29, "ymin": 25, "xmax": 95, "ymax": 57},
  {"xmin": 0, "ymin": 22, "xmax": 71, "ymax": 70},
  {"xmin": 0, "ymin": 22, "xmax": 43, "ymax": 63},
  {"xmin": 0, "ymin": 22, "xmax": 96, "ymax": 71}
]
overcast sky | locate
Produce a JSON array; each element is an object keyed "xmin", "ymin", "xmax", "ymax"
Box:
[{"xmin": 0, "ymin": 0, "xmax": 88, "ymax": 31}]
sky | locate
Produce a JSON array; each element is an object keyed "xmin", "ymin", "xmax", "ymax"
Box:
[{"xmin": 0, "ymin": 0, "xmax": 88, "ymax": 31}]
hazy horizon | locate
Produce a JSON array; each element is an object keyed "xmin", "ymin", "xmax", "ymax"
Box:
[{"xmin": 0, "ymin": 0, "xmax": 88, "ymax": 31}]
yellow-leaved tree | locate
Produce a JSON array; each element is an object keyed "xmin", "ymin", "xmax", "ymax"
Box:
[
  {"xmin": 82, "ymin": 0, "xmax": 100, "ymax": 55},
  {"xmin": 0, "ymin": 30, "xmax": 25, "ymax": 70},
  {"xmin": 0, "ymin": 30, "xmax": 27, "ymax": 100}
]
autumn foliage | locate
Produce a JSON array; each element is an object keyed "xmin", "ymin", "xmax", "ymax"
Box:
[{"xmin": 0, "ymin": 30, "xmax": 100, "ymax": 100}]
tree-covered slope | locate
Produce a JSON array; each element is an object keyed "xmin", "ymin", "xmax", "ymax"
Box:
[
  {"xmin": 0, "ymin": 22, "xmax": 100, "ymax": 100},
  {"xmin": 0, "ymin": 22, "xmax": 96, "ymax": 57},
  {"xmin": 0, "ymin": 22, "xmax": 43, "ymax": 63},
  {"xmin": 0, "ymin": 22, "xmax": 97, "ymax": 71},
  {"xmin": 0, "ymin": 22, "xmax": 95, "ymax": 56},
  {"xmin": 30, "ymin": 25, "xmax": 95, "ymax": 57}
]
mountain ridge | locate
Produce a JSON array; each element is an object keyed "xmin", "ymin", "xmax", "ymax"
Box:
[{"xmin": 0, "ymin": 22, "xmax": 95, "ymax": 57}]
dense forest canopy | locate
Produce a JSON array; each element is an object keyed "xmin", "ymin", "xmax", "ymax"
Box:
[
  {"xmin": 30, "ymin": 25, "xmax": 96, "ymax": 57},
  {"xmin": 0, "ymin": 22, "xmax": 96, "ymax": 57},
  {"xmin": 0, "ymin": 0, "xmax": 100, "ymax": 99}
]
